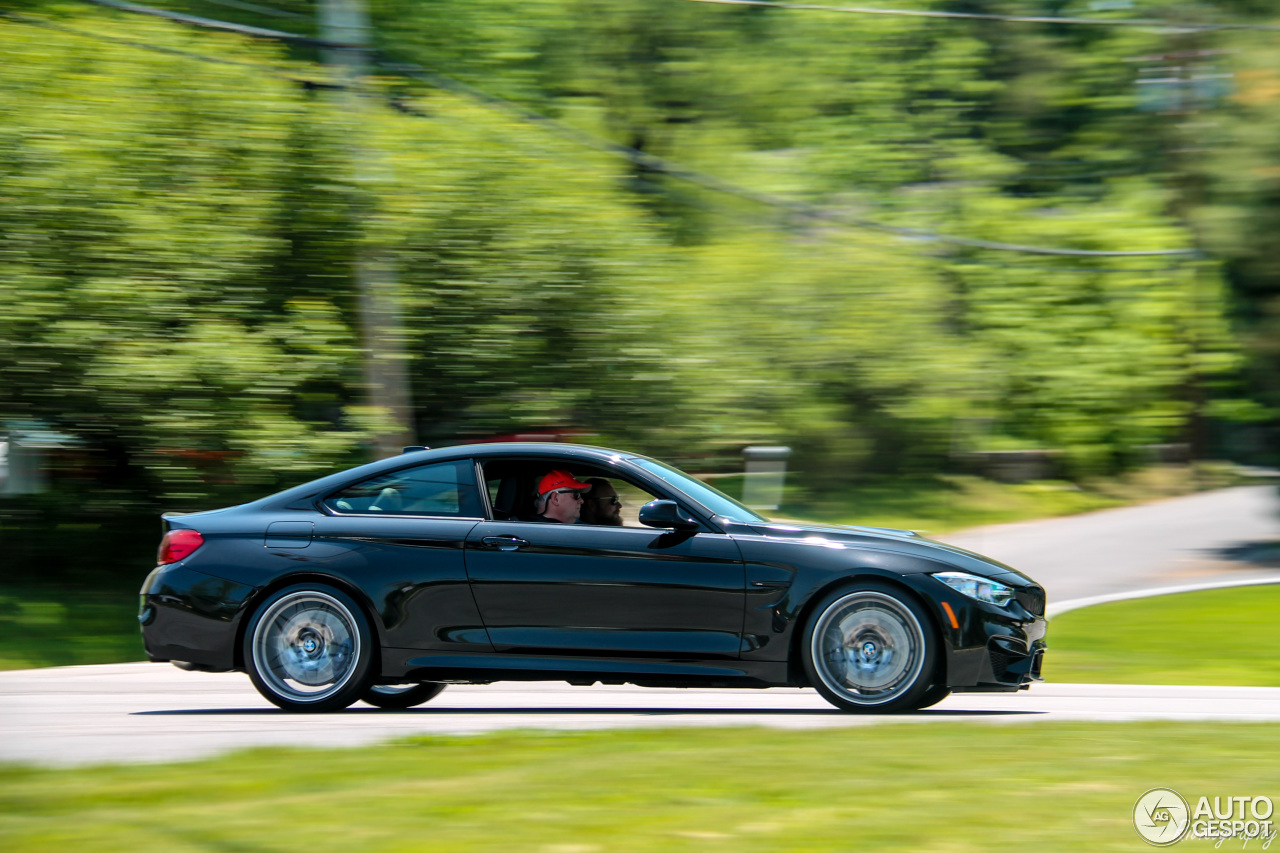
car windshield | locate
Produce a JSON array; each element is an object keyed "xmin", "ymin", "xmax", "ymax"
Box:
[{"xmin": 630, "ymin": 458, "xmax": 769, "ymax": 523}]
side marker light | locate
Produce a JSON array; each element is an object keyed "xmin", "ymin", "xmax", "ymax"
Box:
[{"xmin": 940, "ymin": 600, "xmax": 960, "ymax": 630}]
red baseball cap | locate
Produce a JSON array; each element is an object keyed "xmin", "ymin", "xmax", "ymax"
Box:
[{"xmin": 536, "ymin": 470, "xmax": 593, "ymax": 496}]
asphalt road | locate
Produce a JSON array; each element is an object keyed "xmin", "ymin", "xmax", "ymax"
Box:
[
  {"xmin": 3, "ymin": 664, "xmax": 1280, "ymax": 767},
  {"xmin": 1, "ymin": 484, "xmax": 1277, "ymax": 767},
  {"xmin": 940, "ymin": 484, "xmax": 1280, "ymax": 603}
]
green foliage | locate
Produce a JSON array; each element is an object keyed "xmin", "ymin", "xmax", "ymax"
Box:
[
  {"xmin": 369, "ymin": 97, "xmax": 687, "ymax": 444},
  {"xmin": 0, "ymin": 581, "xmax": 143, "ymax": 670},
  {"xmin": 0, "ymin": 17, "xmax": 374, "ymax": 506},
  {"xmin": 1188, "ymin": 29, "xmax": 1280, "ymax": 449},
  {"xmin": 0, "ymin": 0, "xmax": 1272, "ymax": 554}
]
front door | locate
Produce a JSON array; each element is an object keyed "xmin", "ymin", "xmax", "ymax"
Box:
[{"xmin": 464, "ymin": 521, "xmax": 746, "ymax": 659}]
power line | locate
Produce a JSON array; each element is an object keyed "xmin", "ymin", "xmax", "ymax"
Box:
[
  {"xmin": 382, "ymin": 85, "xmax": 1184, "ymax": 271},
  {"xmin": 684, "ymin": 0, "xmax": 1280, "ymax": 32},
  {"xmin": 51, "ymin": 0, "xmax": 1205, "ymax": 257},
  {"xmin": 946, "ymin": 256, "xmax": 1198, "ymax": 276},
  {"xmin": 195, "ymin": 0, "xmax": 307, "ymax": 21},
  {"xmin": 377, "ymin": 58, "xmax": 1199, "ymax": 258},
  {"xmin": 74, "ymin": 0, "xmax": 347, "ymax": 47},
  {"xmin": 3, "ymin": 12, "xmax": 1198, "ymax": 266}
]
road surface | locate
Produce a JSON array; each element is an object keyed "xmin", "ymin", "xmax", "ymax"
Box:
[
  {"xmin": 941, "ymin": 484, "xmax": 1280, "ymax": 603},
  {"xmin": 2, "ymin": 663, "xmax": 1280, "ymax": 767}
]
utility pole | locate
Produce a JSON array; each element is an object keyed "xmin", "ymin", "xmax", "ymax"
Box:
[
  {"xmin": 1135, "ymin": 42, "xmax": 1229, "ymax": 466},
  {"xmin": 320, "ymin": 0, "xmax": 415, "ymax": 458}
]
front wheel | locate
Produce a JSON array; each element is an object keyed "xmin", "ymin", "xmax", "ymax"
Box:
[
  {"xmin": 915, "ymin": 683, "xmax": 952, "ymax": 710},
  {"xmin": 244, "ymin": 584, "xmax": 374, "ymax": 713},
  {"xmin": 801, "ymin": 583, "xmax": 937, "ymax": 713},
  {"xmin": 362, "ymin": 683, "xmax": 447, "ymax": 710}
]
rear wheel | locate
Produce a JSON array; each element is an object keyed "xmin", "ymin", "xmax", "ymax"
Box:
[
  {"xmin": 801, "ymin": 583, "xmax": 937, "ymax": 713},
  {"xmin": 362, "ymin": 683, "xmax": 447, "ymax": 710},
  {"xmin": 244, "ymin": 585, "xmax": 374, "ymax": 713}
]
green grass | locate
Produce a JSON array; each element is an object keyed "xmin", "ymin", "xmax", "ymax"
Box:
[
  {"xmin": 779, "ymin": 464, "xmax": 1252, "ymax": 535},
  {"xmin": 1047, "ymin": 585, "xmax": 1280, "ymax": 686},
  {"xmin": 0, "ymin": 722, "xmax": 1276, "ymax": 851},
  {"xmin": 0, "ymin": 582, "xmax": 144, "ymax": 671},
  {"xmin": 781, "ymin": 474, "xmax": 1121, "ymax": 533}
]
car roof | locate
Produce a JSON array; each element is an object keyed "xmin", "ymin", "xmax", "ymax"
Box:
[{"xmin": 258, "ymin": 443, "xmax": 646, "ymax": 510}]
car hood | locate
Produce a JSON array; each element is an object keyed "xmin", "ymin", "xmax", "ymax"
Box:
[{"xmin": 721, "ymin": 518, "xmax": 1039, "ymax": 587}]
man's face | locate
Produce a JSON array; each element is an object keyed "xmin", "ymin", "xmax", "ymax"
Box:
[
  {"xmin": 544, "ymin": 489, "xmax": 583, "ymax": 523},
  {"xmin": 588, "ymin": 487, "xmax": 622, "ymax": 525}
]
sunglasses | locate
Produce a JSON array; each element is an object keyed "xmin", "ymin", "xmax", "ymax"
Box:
[
  {"xmin": 551, "ymin": 489, "xmax": 584, "ymax": 501},
  {"xmin": 593, "ymin": 496, "xmax": 622, "ymax": 507}
]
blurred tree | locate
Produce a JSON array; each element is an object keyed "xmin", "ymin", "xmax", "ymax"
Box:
[
  {"xmin": 0, "ymin": 16, "xmax": 375, "ymax": 505},
  {"xmin": 0, "ymin": 0, "xmax": 1269, "ymax": 539},
  {"xmin": 1188, "ymin": 28, "xmax": 1280, "ymax": 461}
]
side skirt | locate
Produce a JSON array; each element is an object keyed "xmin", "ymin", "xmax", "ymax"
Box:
[{"xmin": 381, "ymin": 648, "xmax": 793, "ymax": 689}]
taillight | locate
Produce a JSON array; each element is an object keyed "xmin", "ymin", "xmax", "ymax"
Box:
[{"xmin": 158, "ymin": 529, "xmax": 205, "ymax": 565}]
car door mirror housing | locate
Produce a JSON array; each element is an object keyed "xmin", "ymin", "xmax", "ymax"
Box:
[{"xmin": 638, "ymin": 500, "xmax": 700, "ymax": 532}]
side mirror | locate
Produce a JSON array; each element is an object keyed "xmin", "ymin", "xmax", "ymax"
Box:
[{"xmin": 638, "ymin": 499, "xmax": 700, "ymax": 533}]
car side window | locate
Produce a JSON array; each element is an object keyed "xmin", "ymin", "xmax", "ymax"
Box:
[
  {"xmin": 324, "ymin": 460, "xmax": 483, "ymax": 517},
  {"xmin": 481, "ymin": 460, "xmax": 666, "ymax": 527},
  {"xmin": 606, "ymin": 480, "xmax": 663, "ymax": 528}
]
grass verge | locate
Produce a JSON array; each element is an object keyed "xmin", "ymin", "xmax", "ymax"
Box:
[
  {"xmin": 1046, "ymin": 585, "xmax": 1280, "ymax": 686},
  {"xmin": 0, "ymin": 581, "xmax": 144, "ymax": 671},
  {"xmin": 1, "ymin": 722, "xmax": 1277, "ymax": 851},
  {"xmin": 779, "ymin": 463, "xmax": 1254, "ymax": 534},
  {"xmin": 781, "ymin": 474, "xmax": 1120, "ymax": 532}
]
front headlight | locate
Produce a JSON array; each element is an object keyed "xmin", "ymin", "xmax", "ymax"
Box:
[{"xmin": 933, "ymin": 571, "xmax": 1014, "ymax": 607}]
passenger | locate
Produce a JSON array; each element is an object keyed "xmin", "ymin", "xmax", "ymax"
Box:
[
  {"xmin": 579, "ymin": 477, "xmax": 623, "ymax": 526},
  {"xmin": 528, "ymin": 470, "xmax": 592, "ymax": 523}
]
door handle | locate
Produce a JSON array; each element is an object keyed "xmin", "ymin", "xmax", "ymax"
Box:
[{"xmin": 481, "ymin": 535, "xmax": 530, "ymax": 552}]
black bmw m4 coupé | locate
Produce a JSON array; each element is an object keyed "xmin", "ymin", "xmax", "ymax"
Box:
[{"xmin": 139, "ymin": 443, "xmax": 1046, "ymax": 713}]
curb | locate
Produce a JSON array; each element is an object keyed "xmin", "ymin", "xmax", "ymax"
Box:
[{"xmin": 1048, "ymin": 574, "xmax": 1280, "ymax": 618}]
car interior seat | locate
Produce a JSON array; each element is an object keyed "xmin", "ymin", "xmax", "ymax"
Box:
[
  {"xmin": 492, "ymin": 476, "xmax": 521, "ymax": 520},
  {"xmin": 368, "ymin": 486, "xmax": 403, "ymax": 513}
]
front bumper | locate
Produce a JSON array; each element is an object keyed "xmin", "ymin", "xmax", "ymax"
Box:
[
  {"xmin": 950, "ymin": 636, "xmax": 1046, "ymax": 693},
  {"xmin": 909, "ymin": 573, "xmax": 1048, "ymax": 693}
]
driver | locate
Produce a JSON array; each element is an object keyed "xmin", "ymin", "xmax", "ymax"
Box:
[{"xmin": 528, "ymin": 470, "xmax": 592, "ymax": 523}]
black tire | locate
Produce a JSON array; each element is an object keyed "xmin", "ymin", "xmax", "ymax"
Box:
[
  {"xmin": 244, "ymin": 584, "xmax": 374, "ymax": 713},
  {"xmin": 801, "ymin": 582, "xmax": 937, "ymax": 713},
  {"xmin": 361, "ymin": 682, "xmax": 447, "ymax": 710},
  {"xmin": 915, "ymin": 684, "xmax": 952, "ymax": 710}
]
